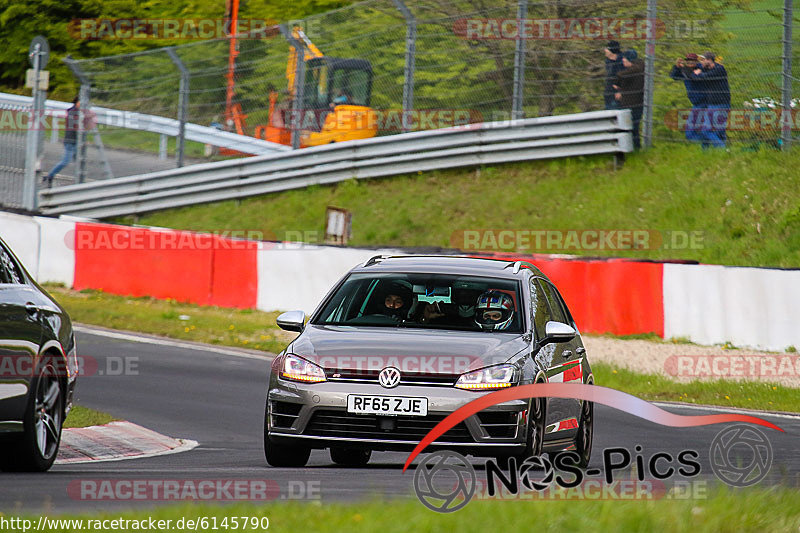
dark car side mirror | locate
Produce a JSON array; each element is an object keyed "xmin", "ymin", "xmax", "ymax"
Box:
[
  {"xmin": 543, "ymin": 321, "xmax": 576, "ymax": 343},
  {"xmin": 277, "ymin": 310, "xmax": 306, "ymax": 332}
]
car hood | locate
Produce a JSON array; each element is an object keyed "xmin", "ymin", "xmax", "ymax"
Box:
[{"xmin": 288, "ymin": 325, "xmax": 528, "ymax": 374}]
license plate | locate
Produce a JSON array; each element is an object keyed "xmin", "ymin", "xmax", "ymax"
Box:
[{"xmin": 346, "ymin": 395, "xmax": 428, "ymax": 416}]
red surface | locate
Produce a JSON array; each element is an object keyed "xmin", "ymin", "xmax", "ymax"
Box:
[
  {"xmin": 473, "ymin": 253, "xmax": 664, "ymax": 336},
  {"xmin": 73, "ymin": 223, "xmax": 257, "ymax": 308}
]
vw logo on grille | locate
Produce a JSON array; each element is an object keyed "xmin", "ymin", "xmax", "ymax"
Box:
[{"xmin": 378, "ymin": 366, "xmax": 401, "ymax": 388}]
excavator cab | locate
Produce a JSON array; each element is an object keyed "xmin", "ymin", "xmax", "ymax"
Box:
[{"xmin": 257, "ymin": 28, "xmax": 378, "ymax": 148}]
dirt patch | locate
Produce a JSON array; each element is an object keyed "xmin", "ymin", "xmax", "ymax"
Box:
[{"xmin": 583, "ymin": 335, "xmax": 800, "ymax": 388}]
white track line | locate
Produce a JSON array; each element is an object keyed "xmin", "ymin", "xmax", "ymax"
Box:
[{"xmin": 74, "ymin": 324, "xmax": 275, "ymax": 361}]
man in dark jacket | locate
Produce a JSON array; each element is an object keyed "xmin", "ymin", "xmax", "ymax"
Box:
[
  {"xmin": 603, "ymin": 40, "xmax": 625, "ymax": 110},
  {"xmin": 43, "ymin": 96, "xmax": 80, "ymax": 187},
  {"xmin": 670, "ymin": 53, "xmax": 704, "ymax": 142},
  {"xmin": 688, "ymin": 52, "xmax": 730, "ymax": 148},
  {"xmin": 615, "ymin": 49, "xmax": 645, "ymax": 149}
]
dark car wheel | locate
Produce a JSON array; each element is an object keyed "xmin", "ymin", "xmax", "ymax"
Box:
[
  {"xmin": 262, "ymin": 400, "xmax": 310, "ymax": 467},
  {"xmin": 0, "ymin": 358, "xmax": 64, "ymax": 472},
  {"xmin": 496, "ymin": 395, "xmax": 545, "ymax": 467},
  {"xmin": 330, "ymin": 447, "xmax": 371, "ymax": 467},
  {"xmin": 573, "ymin": 398, "xmax": 594, "ymax": 468}
]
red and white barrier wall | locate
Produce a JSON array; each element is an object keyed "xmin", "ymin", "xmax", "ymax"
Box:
[{"xmin": 1, "ymin": 211, "xmax": 798, "ymax": 352}]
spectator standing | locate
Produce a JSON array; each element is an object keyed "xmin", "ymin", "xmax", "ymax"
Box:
[
  {"xmin": 670, "ymin": 53, "xmax": 705, "ymax": 142},
  {"xmin": 688, "ymin": 51, "xmax": 730, "ymax": 148},
  {"xmin": 43, "ymin": 96, "xmax": 80, "ymax": 187},
  {"xmin": 603, "ymin": 40, "xmax": 625, "ymax": 110},
  {"xmin": 615, "ymin": 49, "xmax": 645, "ymax": 150}
]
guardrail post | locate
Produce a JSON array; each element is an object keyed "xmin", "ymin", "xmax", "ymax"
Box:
[
  {"xmin": 642, "ymin": 0, "xmax": 656, "ymax": 149},
  {"xmin": 166, "ymin": 47, "xmax": 190, "ymax": 166},
  {"xmin": 279, "ymin": 25, "xmax": 305, "ymax": 150},
  {"xmin": 781, "ymin": 0, "xmax": 793, "ymax": 150},
  {"xmin": 512, "ymin": 0, "xmax": 528, "ymax": 121},
  {"xmin": 23, "ymin": 42, "xmax": 44, "ymax": 211},
  {"xmin": 64, "ymin": 57, "xmax": 90, "ymax": 183},
  {"xmin": 392, "ymin": 0, "xmax": 416, "ymax": 132}
]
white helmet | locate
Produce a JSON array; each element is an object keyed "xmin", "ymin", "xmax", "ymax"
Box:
[{"xmin": 474, "ymin": 291, "xmax": 515, "ymax": 331}]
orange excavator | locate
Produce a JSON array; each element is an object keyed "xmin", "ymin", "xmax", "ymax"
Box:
[{"xmin": 223, "ymin": 0, "xmax": 377, "ymax": 150}]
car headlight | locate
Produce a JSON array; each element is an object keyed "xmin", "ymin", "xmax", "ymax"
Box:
[
  {"xmin": 280, "ymin": 354, "xmax": 326, "ymax": 383},
  {"xmin": 455, "ymin": 364, "xmax": 516, "ymax": 391}
]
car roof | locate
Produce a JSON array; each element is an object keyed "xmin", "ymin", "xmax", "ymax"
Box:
[{"xmin": 350, "ymin": 255, "xmax": 546, "ymax": 279}]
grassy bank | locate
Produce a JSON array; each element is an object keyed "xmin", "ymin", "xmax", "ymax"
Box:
[
  {"xmin": 117, "ymin": 144, "xmax": 800, "ymax": 268},
  {"xmin": 63, "ymin": 405, "xmax": 117, "ymax": 429},
  {"xmin": 46, "ymin": 285, "xmax": 290, "ymax": 354},
  {"xmin": 19, "ymin": 488, "xmax": 800, "ymax": 532}
]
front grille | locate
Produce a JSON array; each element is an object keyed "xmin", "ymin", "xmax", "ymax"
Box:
[
  {"xmin": 476, "ymin": 411, "xmax": 519, "ymax": 438},
  {"xmin": 271, "ymin": 401, "xmax": 303, "ymax": 429},
  {"xmin": 304, "ymin": 409, "xmax": 473, "ymax": 442},
  {"xmin": 325, "ymin": 369, "xmax": 458, "ymax": 387}
]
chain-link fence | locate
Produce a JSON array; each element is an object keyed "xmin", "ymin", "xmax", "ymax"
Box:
[{"xmin": 1, "ymin": 0, "xmax": 797, "ymax": 210}]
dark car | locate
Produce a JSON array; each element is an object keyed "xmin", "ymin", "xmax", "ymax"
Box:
[
  {"xmin": 264, "ymin": 256, "xmax": 593, "ymax": 468},
  {"xmin": 0, "ymin": 237, "xmax": 77, "ymax": 472}
]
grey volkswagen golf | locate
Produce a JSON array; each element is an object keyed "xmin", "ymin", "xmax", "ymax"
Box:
[{"xmin": 264, "ymin": 255, "xmax": 593, "ymax": 468}]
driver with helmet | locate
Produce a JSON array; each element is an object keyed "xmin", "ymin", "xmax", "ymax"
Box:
[{"xmin": 474, "ymin": 290, "xmax": 515, "ymax": 331}]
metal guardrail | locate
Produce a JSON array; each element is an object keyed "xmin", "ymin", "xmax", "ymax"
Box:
[
  {"xmin": 0, "ymin": 93, "xmax": 289, "ymax": 155},
  {"xmin": 40, "ymin": 110, "xmax": 633, "ymax": 218}
]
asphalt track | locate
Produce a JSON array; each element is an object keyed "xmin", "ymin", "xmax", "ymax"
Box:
[{"xmin": 2, "ymin": 328, "xmax": 799, "ymax": 514}]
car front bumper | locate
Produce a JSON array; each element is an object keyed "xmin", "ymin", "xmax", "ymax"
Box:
[{"xmin": 266, "ymin": 375, "xmax": 530, "ymax": 456}]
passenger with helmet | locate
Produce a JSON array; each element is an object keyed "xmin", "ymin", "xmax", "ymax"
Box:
[
  {"xmin": 379, "ymin": 281, "xmax": 412, "ymax": 321},
  {"xmin": 474, "ymin": 290, "xmax": 515, "ymax": 331}
]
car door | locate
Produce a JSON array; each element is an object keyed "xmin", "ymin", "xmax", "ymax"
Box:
[
  {"xmin": 534, "ymin": 278, "xmax": 582, "ymax": 443},
  {"xmin": 0, "ymin": 241, "xmax": 43, "ymax": 421}
]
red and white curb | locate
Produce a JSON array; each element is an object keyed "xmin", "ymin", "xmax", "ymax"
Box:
[{"xmin": 56, "ymin": 421, "xmax": 198, "ymax": 464}]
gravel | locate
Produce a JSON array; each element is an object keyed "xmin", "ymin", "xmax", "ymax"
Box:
[{"xmin": 583, "ymin": 335, "xmax": 800, "ymax": 388}]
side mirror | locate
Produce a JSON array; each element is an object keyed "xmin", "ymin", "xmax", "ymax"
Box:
[
  {"xmin": 276, "ymin": 310, "xmax": 306, "ymax": 332},
  {"xmin": 543, "ymin": 321, "xmax": 576, "ymax": 343}
]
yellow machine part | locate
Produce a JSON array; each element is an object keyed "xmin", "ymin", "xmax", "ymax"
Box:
[{"xmin": 301, "ymin": 105, "xmax": 378, "ymax": 147}]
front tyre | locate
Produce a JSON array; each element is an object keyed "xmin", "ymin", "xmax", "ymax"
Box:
[
  {"xmin": 263, "ymin": 399, "xmax": 310, "ymax": 467},
  {"xmin": 573, "ymin": 398, "xmax": 594, "ymax": 468},
  {"xmin": 0, "ymin": 358, "xmax": 64, "ymax": 472}
]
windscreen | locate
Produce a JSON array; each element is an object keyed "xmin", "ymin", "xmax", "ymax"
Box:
[{"xmin": 313, "ymin": 273, "xmax": 523, "ymax": 333}]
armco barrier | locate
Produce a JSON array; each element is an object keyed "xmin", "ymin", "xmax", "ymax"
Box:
[
  {"xmin": 3, "ymin": 210, "xmax": 798, "ymax": 351},
  {"xmin": 39, "ymin": 111, "xmax": 634, "ymax": 219},
  {"xmin": 0, "ymin": 93, "xmax": 289, "ymax": 156}
]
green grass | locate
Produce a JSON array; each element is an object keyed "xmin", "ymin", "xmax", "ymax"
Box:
[
  {"xmin": 63, "ymin": 405, "xmax": 117, "ymax": 429},
  {"xmin": 117, "ymin": 144, "xmax": 800, "ymax": 268},
  {"xmin": 45, "ymin": 285, "xmax": 291, "ymax": 354},
  {"xmin": 17, "ymin": 488, "xmax": 800, "ymax": 531},
  {"xmin": 595, "ymin": 363, "xmax": 798, "ymax": 413}
]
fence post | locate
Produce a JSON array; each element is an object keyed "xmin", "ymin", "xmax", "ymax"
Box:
[
  {"xmin": 512, "ymin": 0, "xmax": 528, "ymax": 121},
  {"xmin": 166, "ymin": 47, "xmax": 189, "ymax": 166},
  {"xmin": 65, "ymin": 57, "xmax": 90, "ymax": 183},
  {"xmin": 391, "ymin": 0, "xmax": 416, "ymax": 132},
  {"xmin": 642, "ymin": 0, "xmax": 656, "ymax": 149},
  {"xmin": 782, "ymin": 0, "xmax": 793, "ymax": 150},
  {"xmin": 279, "ymin": 25, "xmax": 305, "ymax": 150},
  {"xmin": 23, "ymin": 42, "xmax": 44, "ymax": 211}
]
